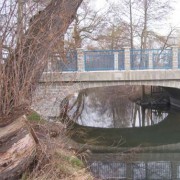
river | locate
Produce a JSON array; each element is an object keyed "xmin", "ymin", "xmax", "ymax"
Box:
[{"xmin": 63, "ymin": 85, "xmax": 180, "ymax": 179}]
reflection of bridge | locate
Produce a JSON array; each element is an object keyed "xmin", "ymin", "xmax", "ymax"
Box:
[
  {"xmin": 33, "ymin": 47, "xmax": 180, "ymax": 117},
  {"xmin": 88, "ymin": 153, "xmax": 180, "ymax": 179}
]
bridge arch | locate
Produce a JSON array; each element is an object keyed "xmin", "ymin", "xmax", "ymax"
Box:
[{"xmin": 32, "ymin": 70, "xmax": 180, "ymax": 118}]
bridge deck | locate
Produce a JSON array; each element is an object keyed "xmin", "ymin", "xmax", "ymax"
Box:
[{"xmin": 41, "ymin": 69, "xmax": 180, "ymax": 82}]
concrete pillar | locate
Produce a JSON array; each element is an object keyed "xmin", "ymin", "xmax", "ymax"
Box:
[
  {"xmin": 172, "ymin": 46, "xmax": 179, "ymax": 69},
  {"xmin": 77, "ymin": 48, "xmax": 84, "ymax": 72},
  {"xmin": 123, "ymin": 47, "xmax": 131, "ymax": 70},
  {"xmin": 149, "ymin": 50, "xmax": 153, "ymax": 69},
  {"xmin": 114, "ymin": 52, "xmax": 119, "ymax": 70}
]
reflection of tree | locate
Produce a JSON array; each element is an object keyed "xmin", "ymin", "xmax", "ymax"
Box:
[
  {"xmin": 131, "ymin": 104, "xmax": 168, "ymax": 127},
  {"xmin": 132, "ymin": 105, "xmax": 153, "ymax": 127},
  {"xmin": 87, "ymin": 86, "xmax": 136, "ymax": 127},
  {"xmin": 61, "ymin": 86, "xmax": 136, "ymax": 127},
  {"xmin": 60, "ymin": 85, "xmax": 167, "ymax": 127},
  {"xmin": 60, "ymin": 89, "xmax": 88, "ymax": 123}
]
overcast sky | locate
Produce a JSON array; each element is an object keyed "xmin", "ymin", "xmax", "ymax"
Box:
[{"xmin": 94, "ymin": 0, "xmax": 180, "ymax": 33}]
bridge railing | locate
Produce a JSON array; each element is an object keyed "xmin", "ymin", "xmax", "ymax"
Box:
[
  {"xmin": 152, "ymin": 49, "xmax": 172, "ymax": 69},
  {"xmin": 130, "ymin": 49, "xmax": 149, "ymax": 70},
  {"xmin": 84, "ymin": 50, "xmax": 124, "ymax": 71},
  {"xmin": 130, "ymin": 49, "xmax": 173, "ymax": 70},
  {"xmin": 45, "ymin": 46, "xmax": 179, "ymax": 72},
  {"xmin": 45, "ymin": 51, "xmax": 77, "ymax": 72}
]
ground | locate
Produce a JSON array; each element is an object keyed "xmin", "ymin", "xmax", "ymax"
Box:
[{"xmin": 22, "ymin": 111, "xmax": 93, "ymax": 180}]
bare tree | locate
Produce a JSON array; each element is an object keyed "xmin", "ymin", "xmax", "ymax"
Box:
[
  {"xmin": 0, "ymin": 0, "xmax": 82, "ymax": 178},
  {"xmin": 101, "ymin": 0, "xmax": 174, "ymax": 49},
  {"xmin": 65, "ymin": 0, "xmax": 107, "ymax": 49}
]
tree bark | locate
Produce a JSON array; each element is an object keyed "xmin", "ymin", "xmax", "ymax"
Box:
[
  {"xmin": 0, "ymin": 116, "xmax": 36, "ymax": 180},
  {"xmin": 0, "ymin": 0, "xmax": 83, "ymax": 178},
  {"xmin": 1, "ymin": 0, "xmax": 83, "ymax": 123}
]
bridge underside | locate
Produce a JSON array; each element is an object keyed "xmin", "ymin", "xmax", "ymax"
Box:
[{"xmin": 33, "ymin": 70, "xmax": 180, "ymax": 118}]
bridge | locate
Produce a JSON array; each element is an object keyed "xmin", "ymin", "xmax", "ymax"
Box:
[{"xmin": 33, "ymin": 47, "xmax": 180, "ymax": 118}]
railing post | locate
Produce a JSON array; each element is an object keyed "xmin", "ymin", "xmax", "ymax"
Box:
[
  {"xmin": 114, "ymin": 51, "xmax": 119, "ymax": 70},
  {"xmin": 77, "ymin": 48, "xmax": 84, "ymax": 72},
  {"xmin": 123, "ymin": 47, "xmax": 131, "ymax": 70},
  {"xmin": 149, "ymin": 50, "xmax": 153, "ymax": 69},
  {"xmin": 172, "ymin": 46, "xmax": 179, "ymax": 69}
]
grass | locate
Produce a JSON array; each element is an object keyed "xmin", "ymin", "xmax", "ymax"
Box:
[{"xmin": 27, "ymin": 111, "xmax": 43, "ymax": 123}]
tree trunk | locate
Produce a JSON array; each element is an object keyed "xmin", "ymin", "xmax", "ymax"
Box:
[
  {"xmin": 129, "ymin": 0, "xmax": 134, "ymax": 49},
  {"xmin": 0, "ymin": 0, "xmax": 83, "ymax": 178},
  {"xmin": 0, "ymin": 116, "xmax": 36, "ymax": 180},
  {"xmin": 0, "ymin": 0, "xmax": 83, "ymax": 123}
]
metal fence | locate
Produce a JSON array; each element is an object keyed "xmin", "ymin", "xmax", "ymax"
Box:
[
  {"xmin": 130, "ymin": 49, "xmax": 149, "ymax": 70},
  {"xmin": 130, "ymin": 49, "xmax": 172, "ymax": 70},
  {"xmin": 89, "ymin": 160, "xmax": 180, "ymax": 180},
  {"xmin": 84, "ymin": 50, "xmax": 115, "ymax": 71},
  {"xmin": 152, "ymin": 49, "xmax": 172, "ymax": 69},
  {"xmin": 47, "ymin": 51, "xmax": 77, "ymax": 72},
  {"xmin": 45, "ymin": 48, "xmax": 175, "ymax": 72},
  {"xmin": 117, "ymin": 50, "xmax": 125, "ymax": 70}
]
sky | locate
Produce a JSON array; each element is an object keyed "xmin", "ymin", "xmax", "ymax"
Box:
[
  {"xmin": 170, "ymin": 0, "xmax": 180, "ymax": 28},
  {"xmin": 94, "ymin": 0, "xmax": 180, "ymax": 34}
]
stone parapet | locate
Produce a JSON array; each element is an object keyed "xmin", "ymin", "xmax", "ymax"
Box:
[
  {"xmin": 123, "ymin": 47, "xmax": 131, "ymax": 70},
  {"xmin": 77, "ymin": 48, "xmax": 84, "ymax": 71},
  {"xmin": 172, "ymin": 46, "xmax": 179, "ymax": 69}
]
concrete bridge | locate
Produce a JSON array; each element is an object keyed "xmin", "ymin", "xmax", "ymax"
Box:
[{"xmin": 33, "ymin": 47, "xmax": 180, "ymax": 118}]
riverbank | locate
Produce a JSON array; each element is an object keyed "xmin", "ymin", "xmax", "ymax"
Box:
[{"xmin": 22, "ymin": 111, "xmax": 93, "ymax": 180}]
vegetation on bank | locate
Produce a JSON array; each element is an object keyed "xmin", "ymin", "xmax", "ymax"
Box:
[{"xmin": 22, "ymin": 111, "xmax": 93, "ymax": 180}]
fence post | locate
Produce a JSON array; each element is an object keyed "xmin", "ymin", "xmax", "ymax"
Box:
[
  {"xmin": 172, "ymin": 46, "xmax": 179, "ymax": 69},
  {"xmin": 77, "ymin": 48, "xmax": 84, "ymax": 72},
  {"xmin": 114, "ymin": 51, "xmax": 119, "ymax": 70},
  {"xmin": 123, "ymin": 47, "xmax": 131, "ymax": 70}
]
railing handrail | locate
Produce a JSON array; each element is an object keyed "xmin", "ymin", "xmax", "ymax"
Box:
[{"xmin": 84, "ymin": 49, "xmax": 124, "ymax": 53}]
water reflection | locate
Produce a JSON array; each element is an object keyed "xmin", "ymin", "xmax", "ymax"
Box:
[
  {"xmin": 65, "ymin": 86, "xmax": 169, "ymax": 128},
  {"xmin": 61, "ymin": 86, "xmax": 180, "ymax": 179},
  {"xmin": 88, "ymin": 152, "xmax": 180, "ymax": 180},
  {"xmin": 86, "ymin": 145, "xmax": 180, "ymax": 179},
  {"xmin": 89, "ymin": 161, "xmax": 174, "ymax": 180},
  {"xmin": 132, "ymin": 104, "xmax": 168, "ymax": 128}
]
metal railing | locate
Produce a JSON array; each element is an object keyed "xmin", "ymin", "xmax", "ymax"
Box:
[
  {"xmin": 89, "ymin": 160, "xmax": 179, "ymax": 180},
  {"xmin": 46, "ymin": 48, "xmax": 177, "ymax": 72},
  {"xmin": 117, "ymin": 50, "xmax": 125, "ymax": 70},
  {"xmin": 130, "ymin": 49, "xmax": 172, "ymax": 70},
  {"xmin": 46, "ymin": 51, "xmax": 77, "ymax": 72},
  {"xmin": 152, "ymin": 49, "xmax": 172, "ymax": 69},
  {"xmin": 84, "ymin": 50, "xmax": 115, "ymax": 71},
  {"xmin": 130, "ymin": 49, "xmax": 149, "ymax": 70}
]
